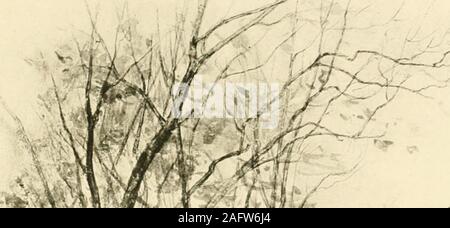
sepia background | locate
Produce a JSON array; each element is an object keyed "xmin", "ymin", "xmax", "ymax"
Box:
[{"xmin": 1, "ymin": 0, "xmax": 450, "ymax": 208}]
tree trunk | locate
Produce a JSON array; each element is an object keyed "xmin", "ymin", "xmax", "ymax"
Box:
[
  {"xmin": 121, "ymin": 120, "xmax": 177, "ymax": 208},
  {"xmin": 86, "ymin": 124, "xmax": 101, "ymax": 208}
]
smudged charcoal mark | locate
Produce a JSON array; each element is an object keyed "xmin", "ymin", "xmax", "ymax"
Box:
[
  {"xmin": 203, "ymin": 133, "xmax": 216, "ymax": 145},
  {"xmin": 7, "ymin": 196, "xmax": 28, "ymax": 208},
  {"xmin": 345, "ymin": 99, "xmax": 360, "ymax": 106},
  {"xmin": 202, "ymin": 119, "xmax": 227, "ymax": 145},
  {"xmin": 356, "ymin": 115, "xmax": 365, "ymax": 120},
  {"xmin": 340, "ymin": 113, "xmax": 350, "ymax": 121},
  {"xmin": 374, "ymin": 140, "xmax": 395, "ymax": 152},
  {"xmin": 293, "ymin": 186, "xmax": 302, "ymax": 195},
  {"xmin": 55, "ymin": 51, "xmax": 66, "ymax": 63},
  {"xmin": 407, "ymin": 146, "xmax": 420, "ymax": 154}
]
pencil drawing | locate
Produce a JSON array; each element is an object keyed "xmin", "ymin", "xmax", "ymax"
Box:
[{"xmin": 1, "ymin": 0, "xmax": 450, "ymax": 208}]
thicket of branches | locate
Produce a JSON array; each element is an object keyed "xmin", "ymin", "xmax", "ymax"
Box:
[{"xmin": 2, "ymin": 0, "xmax": 450, "ymax": 208}]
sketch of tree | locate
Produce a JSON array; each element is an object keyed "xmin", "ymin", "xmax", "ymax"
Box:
[{"xmin": 2, "ymin": 0, "xmax": 450, "ymax": 208}]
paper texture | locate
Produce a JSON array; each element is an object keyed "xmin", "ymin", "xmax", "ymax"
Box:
[{"xmin": 1, "ymin": 0, "xmax": 450, "ymax": 208}]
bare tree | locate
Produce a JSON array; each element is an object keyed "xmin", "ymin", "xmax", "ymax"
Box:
[{"xmin": 3, "ymin": 0, "xmax": 450, "ymax": 208}]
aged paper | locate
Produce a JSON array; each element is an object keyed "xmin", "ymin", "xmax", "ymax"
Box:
[{"xmin": 1, "ymin": 0, "xmax": 450, "ymax": 208}]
